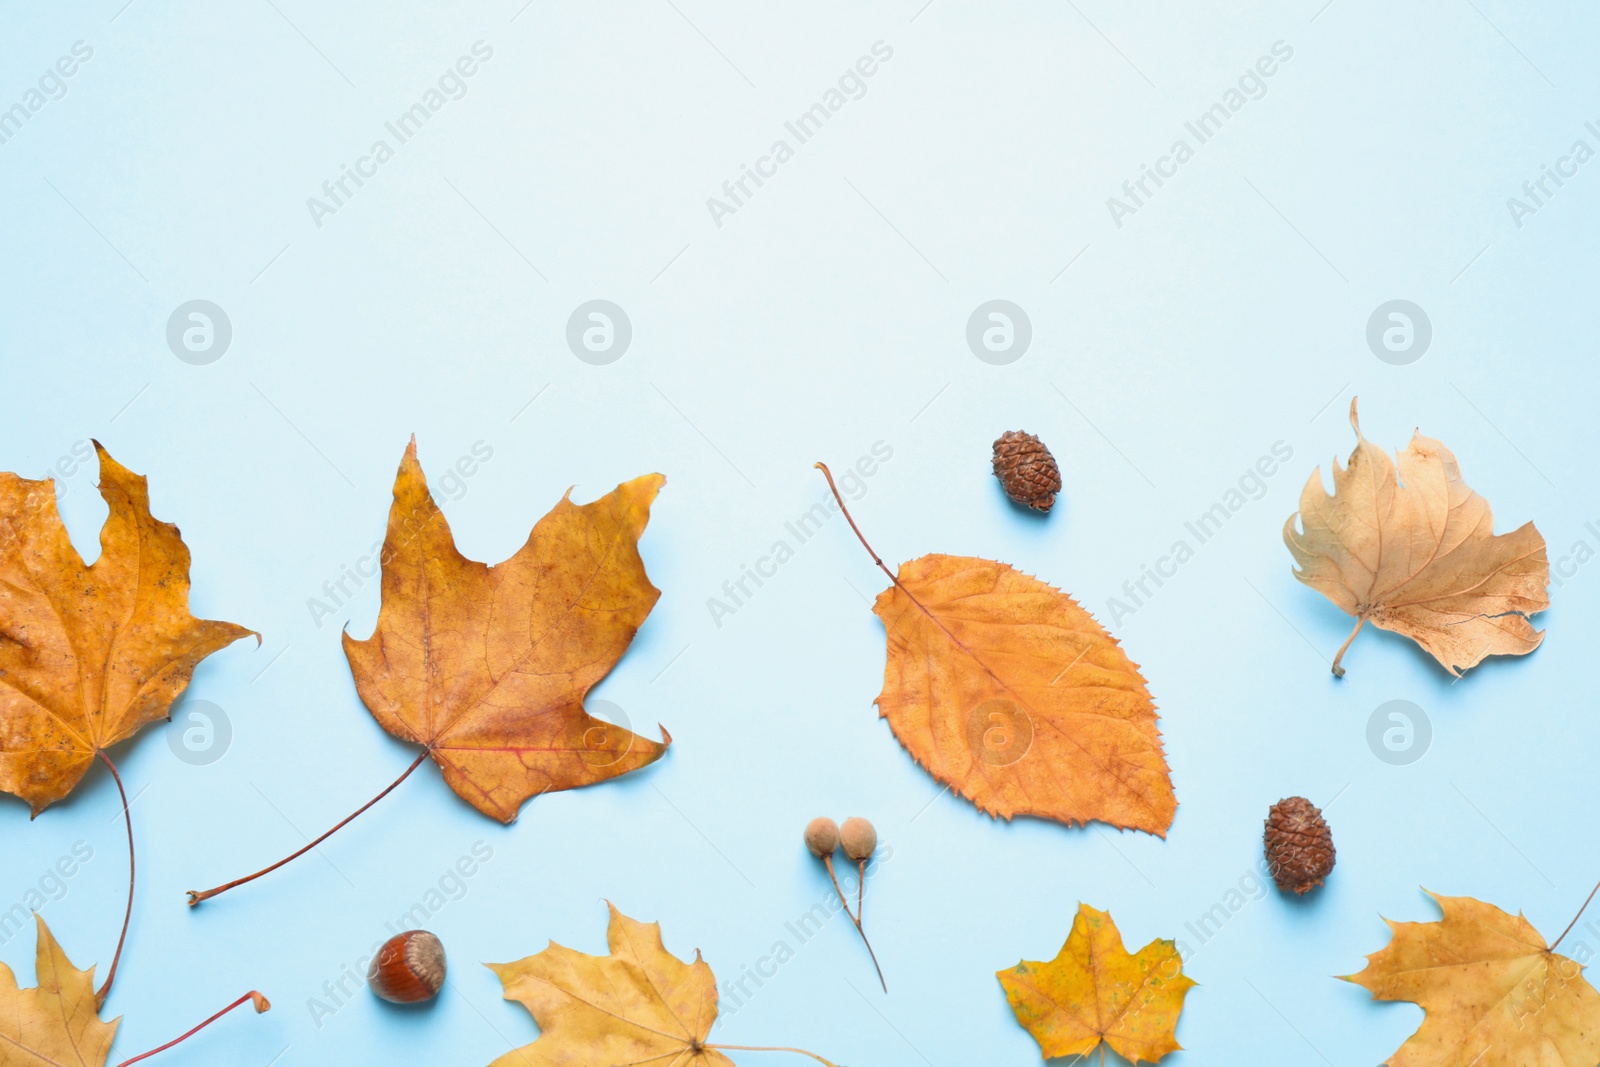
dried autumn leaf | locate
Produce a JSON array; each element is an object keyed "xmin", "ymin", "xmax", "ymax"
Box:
[
  {"xmin": 998, "ymin": 903, "xmax": 1193, "ymax": 1064},
  {"xmin": 872, "ymin": 554, "xmax": 1175, "ymax": 836},
  {"xmin": 488, "ymin": 903, "xmax": 838, "ymax": 1067},
  {"xmin": 0, "ymin": 444, "xmax": 254, "ymax": 814},
  {"xmin": 0, "ymin": 915, "xmax": 117, "ymax": 1067},
  {"xmin": 1343, "ymin": 890, "xmax": 1600, "ymax": 1067},
  {"xmin": 343, "ymin": 441, "xmax": 670, "ymax": 823},
  {"xmin": 1284, "ymin": 399, "xmax": 1549, "ymax": 677}
]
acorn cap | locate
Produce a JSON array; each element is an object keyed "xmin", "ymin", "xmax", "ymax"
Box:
[
  {"xmin": 1263, "ymin": 796, "xmax": 1335, "ymax": 895},
  {"xmin": 840, "ymin": 817, "xmax": 877, "ymax": 862},
  {"xmin": 804, "ymin": 817, "xmax": 840, "ymax": 858}
]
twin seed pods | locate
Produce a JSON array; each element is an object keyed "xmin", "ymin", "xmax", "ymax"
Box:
[
  {"xmin": 804, "ymin": 816, "xmax": 885, "ymax": 991},
  {"xmin": 804, "ymin": 816, "xmax": 877, "ymax": 862}
]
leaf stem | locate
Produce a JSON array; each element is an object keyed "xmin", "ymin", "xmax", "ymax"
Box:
[
  {"xmin": 823, "ymin": 854, "xmax": 886, "ymax": 992},
  {"xmin": 1550, "ymin": 876, "xmax": 1600, "ymax": 952},
  {"xmin": 705, "ymin": 1044, "xmax": 839, "ymax": 1066},
  {"xmin": 1331, "ymin": 615, "xmax": 1366, "ymax": 678},
  {"xmin": 95, "ymin": 751, "xmax": 133, "ymax": 1009},
  {"xmin": 187, "ymin": 750, "xmax": 428, "ymax": 905},
  {"xmin": 112, "ymin": 991, "xmax": 269, "ymax": 1066},
  {"xmin": 815, "ymin": 463, "xmax": 904, "ymax": 594}
]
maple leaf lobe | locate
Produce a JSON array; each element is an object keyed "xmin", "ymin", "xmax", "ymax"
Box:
[{"xmin": 0, "ymin": 915, "xmax": 119, "ymax": 1067}]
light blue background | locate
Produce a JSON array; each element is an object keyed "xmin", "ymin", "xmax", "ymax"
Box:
[{"xmin": 2, "ymin": 2, "xmax": 1597, "ymax": 1064}]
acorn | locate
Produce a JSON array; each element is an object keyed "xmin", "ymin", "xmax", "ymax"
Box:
[
  {"xmin": 1263, "ymin": 796, "xmax": 1335, "ymax": 895},
  {"xmin": 368, "ymin": 930, "xmax": 447, "ymax": 1003},
  {"xmin": 992, "ymin": 430, "xmax": 1061, "ymax": 512},
  {"xmin": 804, "ymin": 816, "xmax": 840, "ymax": 858}
]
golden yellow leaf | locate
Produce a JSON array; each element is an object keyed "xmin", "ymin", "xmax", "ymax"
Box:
[
  {"xmin": 0, "ymin": 444, "xmax": 255, "ymax": 814},
  {"xmin": 997, "ymin": 903, "xmax": 1193, "ymax": 1064},
  {"xmin": 488, "ymin": 904, "xmax": 838, "ymax": 1067},
  {"xmin": 1284, "ymin": 399, "xmax": 1548, "ymax": 677},
  {"xmin": 0, "ymin": 915, "xmax": 118, "ymax": 1067},
  {"xmin": 1343, "ymin": 891, "xmax": 1600, "ymax": 1067},
  {"xmin": 343, "ymin": 441, "xmax": 670, "ymax": 823},
  {"xmin": 872, "ymin": 554, "xmax": 1175, "ymax": 835}
]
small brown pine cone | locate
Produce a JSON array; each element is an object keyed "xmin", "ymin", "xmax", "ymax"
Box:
[
  {"xmin": 1264, "ymin": 796, "xmax": 1335, "ymax": 895},
  {"xmin": 991, "ymin": 431, "xmax": 1061, "ymax": 512}
]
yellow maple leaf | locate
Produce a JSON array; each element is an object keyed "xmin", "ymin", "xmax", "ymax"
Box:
[
  {"xmin": 343, "ymin": 441, "xmax": 671, "ymax": 823},
  {"xmin": 1344, "ymin": 890, "xmax": 1600, "ymax": 1067},
  {"xmin": 0, "ymin": 444, "xmax": 254, "ymax": 815},
  {"xmin": 0, "ymin": 915, "xmax": 118, "ymax": 1067},
  {"xmin": 1284, "ymin": 399, "xmax": 1548, "ymax": 677},
  {"xmin": 872, "ymin": 553, "xmax": 1175, "ymax": 835},
  {"xmin": 997, "ymin": 903, "xmax": 1193, "ymax": 1064},
  {"xmin": 487, "ymin": 904, "xmax": 838, "ymax": 1067}
]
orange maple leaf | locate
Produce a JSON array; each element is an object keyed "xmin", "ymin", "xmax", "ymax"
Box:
[
  {"xmin": 344, "ymin": 440, "xmax": 670, "ymax": 822},
  {"xmin": 0, "ymin": 444, "xmax": 254, "ymax": 815}
]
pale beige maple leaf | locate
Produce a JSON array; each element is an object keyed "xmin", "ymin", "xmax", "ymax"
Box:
[
  {"xmin": 0, "ymin": 915, "xmax": 118, "ymax": 1067},
  {"xmin": 1284, "ymin": 399, "xmax": 1548, "ymax": 677}
]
